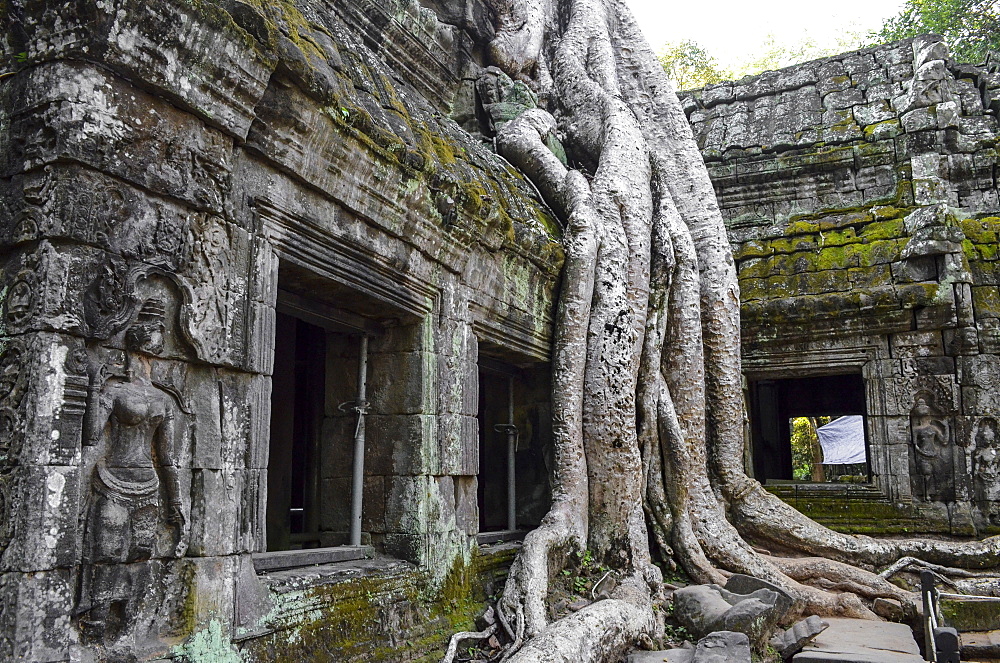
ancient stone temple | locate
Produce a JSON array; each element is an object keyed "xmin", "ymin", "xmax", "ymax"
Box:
[
  {"xmin": 681, "ymin": 35, "xmax": 1000, "ymax": 536},
  {"xmin": 1, "ymin": 0, "xmax": 999, "ymax": 661},
  {"xmin": 0, "ymin": 0, "xmax": 560, "ymax": 659}
]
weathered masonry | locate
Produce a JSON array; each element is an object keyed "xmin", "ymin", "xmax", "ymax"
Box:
[
  {"xmin": 0, "ymin": 0, "xmax": 561, "ymax": 660},
  {"xmin": 682, "ymin": 35, "xmax": 1000, "ymax": 537},
  {"xmin": 4, "ymin": 0, "xmax": 1000, "ymax": 658}
]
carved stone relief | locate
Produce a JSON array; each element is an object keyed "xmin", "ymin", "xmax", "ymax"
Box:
[
  {"xmin": 74, "ymin": 293, "xmax": 192, "ymax": 648},
  {"xmin": 0, "ymin": 338, "xmax": 28, "ymax": 555},
  {"xmin": 187, "ymin": 214, "xmax": 239, "ymax": 360},
  {"xmin": 909, "ymin": 391, "xmax": 954, "ymax": 502},
  {"xmin": 973, "ymin": 417, "xmax": 1000, "ymax": 506}
]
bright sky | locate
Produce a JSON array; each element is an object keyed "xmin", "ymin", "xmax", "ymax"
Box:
[{"xmin": 624, "ymin": 0, "xmax": 907, "ymax": 71}]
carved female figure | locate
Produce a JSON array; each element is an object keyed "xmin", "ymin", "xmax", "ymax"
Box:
[
  {"xmin": 910, "ymin": 396, "xmax": 952, "ymax": 501},
  {"xmin": 974, "ymin": 418, "xmax": 1000, "ymax": 505},
  {"xmin": 76, "ymin": 298, "xmax": 184, "ymax": 642}
]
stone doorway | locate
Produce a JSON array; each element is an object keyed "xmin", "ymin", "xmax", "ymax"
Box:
[{"xmin": 748, "ymin": 373, "xmax": 870, "ymax": 484}]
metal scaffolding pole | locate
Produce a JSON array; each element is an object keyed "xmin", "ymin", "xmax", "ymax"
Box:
[
  {"xmin": 348, "ymin": 334, "xmax": 369, "ymax": 547},
  {"xmin": 505, "ymin": 376, "xmax": 517, "ymax": 531},
  {"xmin": 493, "ymin": 375, "xmax": 519, "ymax": 532}
]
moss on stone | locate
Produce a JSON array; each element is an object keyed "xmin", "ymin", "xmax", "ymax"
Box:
[
  {"xmin": 243, "ymin": 548, "xmax": 522, "ymax": 663},
  {"xmin": 939, "ymin": 596, "xmax": 1000, "ymax": 631},
  {"xmin": 819, "ymin": 227, "xmax": 860, "ymax": 247},
  {"xmin": 858, "ymin": 218, "xmax": 905, "ymax": 241}
]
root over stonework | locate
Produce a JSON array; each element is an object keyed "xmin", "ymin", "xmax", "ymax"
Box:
[{"xmin": 451, "ymin": 0, "xmax": 1000, "ymax": 660}]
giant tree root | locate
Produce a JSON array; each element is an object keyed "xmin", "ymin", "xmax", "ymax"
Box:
[{"xmin": 465, "ymin": 0, "xmax": 1000, "ymax": 660}]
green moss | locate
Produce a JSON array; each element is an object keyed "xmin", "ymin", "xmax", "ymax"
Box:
[
  {"xmin": 960, "ymin": 216, "xmax": 1000, "ymax": 244},
  {"xmin": 770, "ymin": 235, "xmax": 817, "ymax": 254},
  {"xmin": 786, "ymin": 220, "xmax": 819, "ymax": 235},
  {"xmin": 858, "ymin": 218, "xmax": 905, "ymax": 241},
  {"xmin": 846, "ymin": 239, "xmax": 903, "ymax": 267},
  {"xmin": 238, "ymin": 0, "xmax": 327, "ymax": 60},
  {"xmin": 819, "ymin": 227, "xmax": 860, "ymax": 247},
  {"xmin": 242, "ymin": 548, "xmax": 526, "ymax": 663},
  {"xmin": 862, "ymin": 119, "xmax": 901, "ymax": 139},
  {"xmin": 739, "ymin": 278, "xmax": 767, "ymax": 302},
  {"xmin": 979, "ymin": 243, "xmax": 999, "ymax": 261},
  {"xmin": 871, "ymin": 205, "xmax": 901, "ymax": 220},
  {"xmin": 734, "ymin": 240, "xmax": 772, "ymax": 260},
  {"xmin": 972, "ymin": 285, "xmax": 1000, "ymax": 314},
  {"xmin": 815, "ymin": 246, "xmax": 850, "ymax": 271},
  {"xmin": 939, "ymin": 597, "xmax": 1000, "ymax": 631}
]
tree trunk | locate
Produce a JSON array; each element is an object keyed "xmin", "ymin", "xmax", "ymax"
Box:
[{"xmin": 469, "ymin": 0, "xmax": 1000, "ymax": 660}]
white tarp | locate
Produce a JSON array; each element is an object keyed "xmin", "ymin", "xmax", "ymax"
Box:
[{"xmin": 817, "ymin": 415, "xmax": 867, "ymax": 465}]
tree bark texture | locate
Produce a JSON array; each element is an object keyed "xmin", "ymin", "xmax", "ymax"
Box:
[{"xmin": 475, "ymin": 0, "xmax": 1000, "ymax": 660}]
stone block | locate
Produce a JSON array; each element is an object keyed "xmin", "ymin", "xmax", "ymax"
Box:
[
  {"xmin": 823, "ymin": 87, "xmax": 865, "ymax": 109},
  {"xmin": 2, "ymin": 465, "xmax": 80, "ymax": 574},
  {"xmin": 6, "ymin": 569, "xmax": 73, "ymax": 663},
  {"xmin": 368, "ymin": 320, "xmax": 429, "ymax": 355},
  {"xmin": 385, "ymin": 475, "xmax": 430, "ymax": 534},
  {"xmin": 437, "ymin": 414, "xmax": 479, "ymax": 476},
  {"xmin": 218, "ymin": 371, "xmax": 257, "ymax": 469},
  {"xmin": 863, "ymin": 359, "xmax": 902, "ymax": 381},
  {"xmin": 793, "ymin": 617, "xmax": 922, "ymax": 663},
  {"xmin": 189, "ymin": 372, "xmax": 225, "ymax": 470},
  {"xmin": 245, "ymin": 302, "xmax": 276, "ymax": 376},
  {"xmin": 366, "ymin": 413, "xmax": 435, "ymax": 476},
  {"xmin": 171, "ymin": 556, "xmax": 237, "ymax": 640},
  {"xmin": 187, "ymin": 469, "xmax": 246, "ymax": 557},
  {"xmin": 16, "ymin": 63, "xmax": 234, "ymax": 211},
  {"xmin": 454, "ymin": 476, "xmax": 478, "ymax": 534},
  {"xmin": 902, "ymin": 356, "xmax": 954, "ymax": 375},
  {"xmin": 245, "ymin": 376, "xmax": 272, "ymax": 470},
  {"xmin": 241, "ymin": 469, "xmax": 266, "ymax": 554},
  {"xmin": 363, "ymin": 474, "xmax": 388, "ymax": 533},
  {"xmin": 437, "ymin": 350, "xmax": 478, "ymax": 416},
  {"xmin": 902, "ymin": 107, "xmax": 938, "ymax": 133},
  {"xmin": 972, "ymin": 286, "xmax": 1000, "ymax": 319},
  {"xmin": 433, "ymin": 475, "xmax": 457, "ymax": 532},
  {"xmin": 383, "ymin": 533, "xmax": 427, "ymax": 564},
  {"xmin": 319, "ymin": 476, "xmax": 351, "ymax": 533},
  {"xmin": 891, "ymin": 330, "xmax": 944, "ymax": 357},
  {"xmin": 11, "ymin": 333, "xmax": 91, "ymax": 467},
  {"xmin": 891, "ymin": 256, "xmax": 936, "ymax": 283},
  {"xmin": 877, "ymin": 375, "xmax": 958, "ymax": 416},
  {"xmin": 848, "ymin": 265, "xmax": 891, "ymax": 289},
  {"xmin": 915, "ymin": 303, "xmax": 957, "ymax": 330},
  {"xmin": 320, "ymin": 415, "xmax": 357, "ymax": 479},
  {"xmin": 367, "ymin": 351, "xmax": 433, "ymax": 415}
]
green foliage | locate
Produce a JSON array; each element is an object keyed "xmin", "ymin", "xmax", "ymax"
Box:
[
  {"xmin": 658, "ymin": 34, "xmax": 862, "ymax": 91},
  {"xmin": 663, "ymin": 622, "xmax": 691, "ymax": 642},
  {"xmin": 789, "ymin": 416, "xmax": 832, "ymax": 481},
  {"xmin": 731, "ymin": 34, "xmax": 859, "ymax": 78},
  {"xmin": 658, "ymin": 40, "xmax": 730, "ymax": 90},
  {"xmin": 790, "ymin": 416, "xmax": 819, "ymax": 481},
  {"xmin": 868, "ymin": 0, "xmax": 1000, "ymax": 63}
]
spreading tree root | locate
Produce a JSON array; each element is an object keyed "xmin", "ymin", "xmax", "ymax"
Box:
[{"xmin": 461, "ymin": 0, "xmax": 1000, "ymax": 661}]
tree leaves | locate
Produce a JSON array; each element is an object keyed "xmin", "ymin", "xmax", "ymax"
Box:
[{"xmin": 869, "ymin": 0, "xmax": 1000, "ymax": 63}]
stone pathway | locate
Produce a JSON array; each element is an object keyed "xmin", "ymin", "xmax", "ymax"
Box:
[{"xmin": 792, "ymin": 618, "xmax": 923, "ymax": 663}]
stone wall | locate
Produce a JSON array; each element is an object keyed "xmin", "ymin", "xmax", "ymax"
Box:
[
  {"xmin": 0, "ymin": 0, "xmax": 560, "ymax": 660},
  {"xmin": 681, "ymin": 35, "xmax": 1000, "ymax": 536}
]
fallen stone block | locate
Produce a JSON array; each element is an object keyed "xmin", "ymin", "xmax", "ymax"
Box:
[{"xmin": 770, "ymin": 615, "xmax": 829, "ymax": 659}]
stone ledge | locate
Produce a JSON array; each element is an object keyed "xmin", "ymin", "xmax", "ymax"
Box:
[
  {"xmin": 476, "ymin": 530, "xmax": 526, "ymax": 545},
  {"xmin": 252, "ymin": 546, "xmax": 373, "ymax": 572}
]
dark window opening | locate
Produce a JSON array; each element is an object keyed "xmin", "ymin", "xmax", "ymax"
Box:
[
  {"xmin": 260, "ymin": 261, "xmax": 427, "ymax": 569},
  {"xmin": 267, "ymin": 311, "xmax": 327, "ymax": 551},
  {"xmin": 749, "ymin": 374, "xmax": 870, "ymax": 484},
  {"xmin": 476, "ymin": 358, "xmax": 552, "ymax": 535}
]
